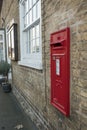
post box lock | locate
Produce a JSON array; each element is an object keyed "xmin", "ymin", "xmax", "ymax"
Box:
[{"xmin": 50, "ymin": 27, "xmax": 70, "ymax": 116}]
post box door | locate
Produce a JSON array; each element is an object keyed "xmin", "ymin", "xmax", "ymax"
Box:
[{"xmin": 52, "ymin": 54, "xmax": 68, "ymax": 114}]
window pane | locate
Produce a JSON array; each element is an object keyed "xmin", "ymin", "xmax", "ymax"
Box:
[
  {"xmin": 33, "ymin": 5, "xmax": 36, "ymax": 22},
  {"xmin": 26, "ymin": 14, "xmax": 29, "ymax": 25},
  {"xmin": 24, "ymin": 1, "xmax": 28, "ymax": 14},
  {"xmin": 29, "ymin": 29, "xmax": 32, "ymax": 53},
  {"xmin": 10, "ymin": 28, "xmax": 15, "ymax": 58},
  {"xmin": 0, "ymin": 35, "xmax": 3, "ymax": 40},
  {"xmin": 26, "ymin": 41, "xmax": 29, "ymax": 53},
  {"xmin": 26, "ymin": 32, "xmax": 29, "ymax": 53},
  {"xmin": 33, "ymin": 0, "xmax": 37, "ymax": 5},
  {"xmin": 24, "ymin": 17, "xmax": 26, "ymax": 27},
  {"xmin": 0, "ymin": 42, "xmax": 3, "ymax": 61},
  {"xmin": 30, "ymin": 10, "xmax": 32, "ymax": 24},
  {"xmin": 32, "ymin": 40, "xmax": 36, "ymax": 53},
  {"xmin": 26, "ymin": 0, "xmax": 29, "ymax": 12},
  {"xmin": 36, "ymin": 1, "xmax": 40, "ymax": 18},
  {"xmin": 11, "ymin": 29, "xmax": 14, "ymax": 48},
  {"xmin": 36, "ymin": 38, "xmax": 40, "ymax": 52},
  {"xmin": 8, "ymin": 33, "xmax": 11, "ymax": 57},
  {"xmin": 30, "ymin": 40, "xmax": 32, "ymax": 53},
  {"xmin": 24, "ymin": 3, "xmax": 26, "ymax": 15},
  {"xmin": 36, "ymin": 24, "xmax": 40, "ymax": 38},
  {"xmin": 32, "ymin": 27, "xmax": 35, "ymax": 39},
  {"xmin": 29, "ymin": 41, "xmax": 31, "ymax": 53},
  {"xmin": 29, "ymin": 0, "xmax": 32, "ymax": 8},
  {"xmin": 23, "ymin": 0, "xmax": 29, "ymax": 27},
  {"xmin": 30, "ymin": 28, "xmax": 32, "ymax": 40},
  {"xmin": 0, "ymin": 42, "xmax": 3, "ymax": 49}
]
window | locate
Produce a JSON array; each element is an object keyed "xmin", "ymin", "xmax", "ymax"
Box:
[
  {"xmin": 7, "ymin": 24, "xmax": 18, "ymax": 61},
  {"xmin": 19, "ymin": 0, "xmax": 42, "ymax": 69}
]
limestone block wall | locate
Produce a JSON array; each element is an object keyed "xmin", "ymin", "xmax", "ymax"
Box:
[{"xmin": 41, "ymin": 0, "xmax": 87, "ymax": 130}]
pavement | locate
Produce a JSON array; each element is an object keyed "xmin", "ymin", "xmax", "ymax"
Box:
[{"xmin": 0, "ymin": 85, "xmax": 38, "ymax": 130}]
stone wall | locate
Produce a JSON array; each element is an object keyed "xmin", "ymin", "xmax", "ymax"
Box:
[
  {"xmin": 42, "ymin": 0, "xmax": 87, "ymax": 130},
  {"xmin": 0, "ymin": 0, "xmax": 87, "ymax": 130}
]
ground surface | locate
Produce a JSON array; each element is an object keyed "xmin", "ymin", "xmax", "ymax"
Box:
[{"xmin": 0, "ymin": 86, "xmax": 38, "ymax": 130}]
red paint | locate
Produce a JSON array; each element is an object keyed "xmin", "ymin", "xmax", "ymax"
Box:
[{"xmin": 50, "ymin": 28, "xmax": 70, "ymax": 116}]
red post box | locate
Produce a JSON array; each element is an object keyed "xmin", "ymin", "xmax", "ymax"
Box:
[{"xmin": 50, "ymin": 28, "xmax": 70, "ymax": 116}]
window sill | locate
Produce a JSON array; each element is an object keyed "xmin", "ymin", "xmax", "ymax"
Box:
[{"xmin": 18, "ymin": 60, "xmax": 42, "ymax": 70}]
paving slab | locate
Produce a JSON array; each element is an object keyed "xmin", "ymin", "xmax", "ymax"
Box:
[{"xmin": 0, "ymin": 86, "xmax": 38, "ymax": 130}]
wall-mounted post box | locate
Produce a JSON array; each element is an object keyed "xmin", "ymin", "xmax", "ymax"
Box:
[{"xmin": 50, "ymin": 28, "xmax": 70, "ymax": 116}]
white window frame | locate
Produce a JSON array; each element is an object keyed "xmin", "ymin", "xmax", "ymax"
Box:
[{"xmin": 19, "ymin": 0, "xmax": 42, "ymax": 70}]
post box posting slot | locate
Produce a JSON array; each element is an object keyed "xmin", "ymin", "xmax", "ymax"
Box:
[
  {"xmin": 50, "ymin": 28, "xmax": 70, "ymax": 116},
  {"xmin": 53, "ymin": 42, "xmax": 63, "ymax": 49}
]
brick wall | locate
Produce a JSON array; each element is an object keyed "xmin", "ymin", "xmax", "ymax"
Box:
[{"xmin": 0, "ymin": 0, "xmax": 87, "ymax": 130}]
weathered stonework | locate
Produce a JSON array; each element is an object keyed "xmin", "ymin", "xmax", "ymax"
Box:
[{"xmin": 0, "ymin": 0, "xmax": 87, "ymax": 130}]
